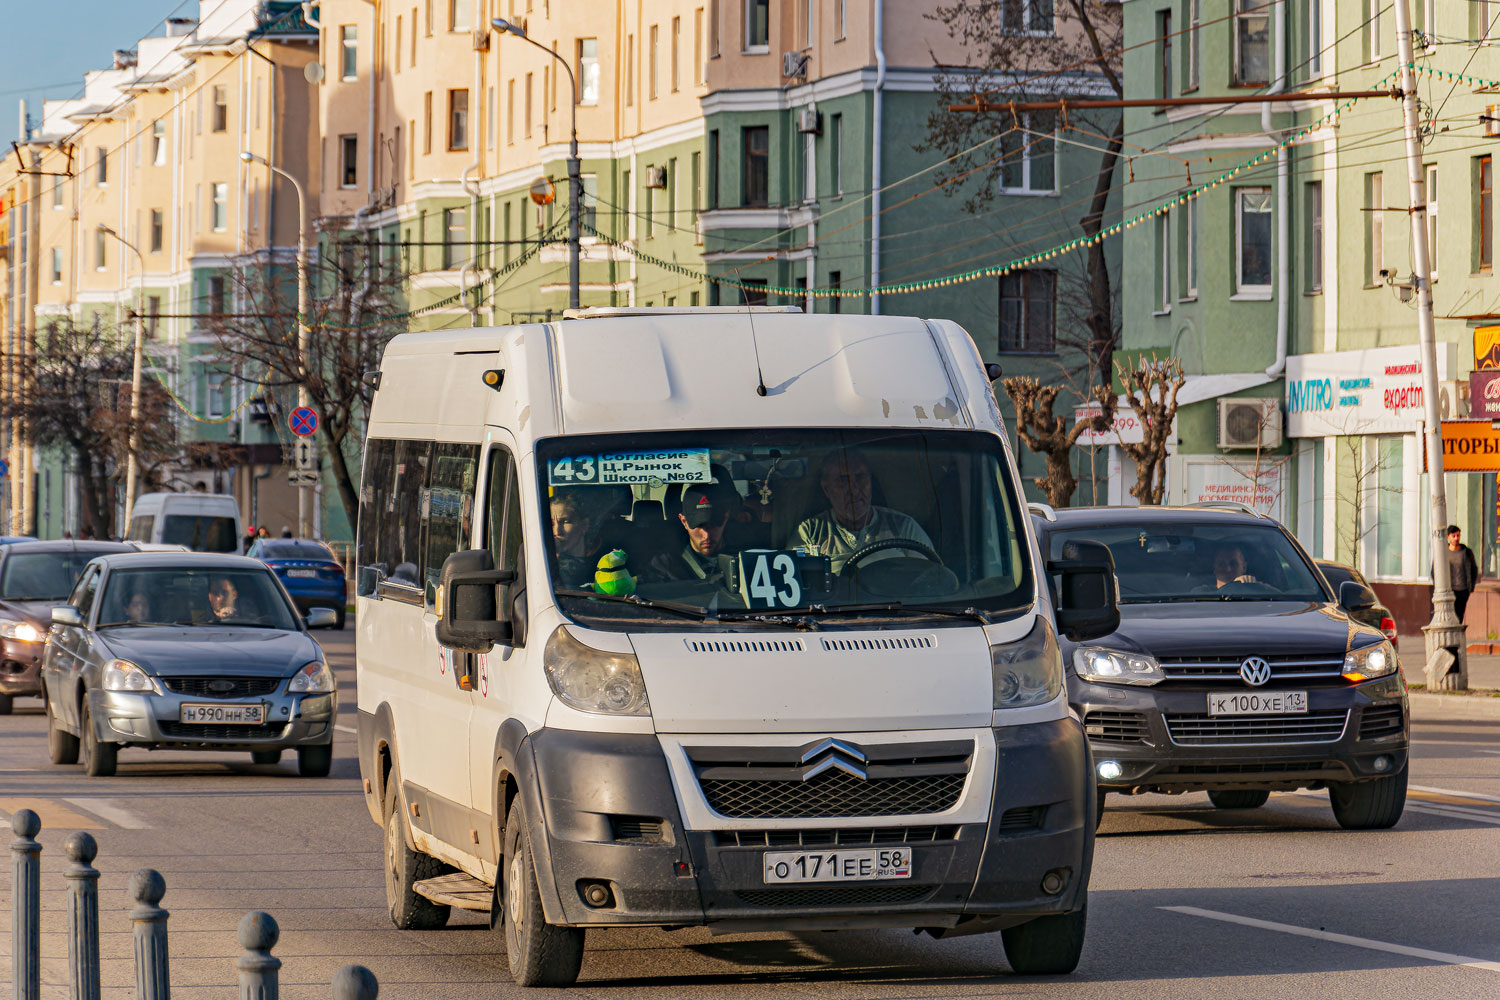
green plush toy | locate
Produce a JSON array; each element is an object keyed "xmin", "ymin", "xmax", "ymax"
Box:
[{"xmin": 594, "ymin": 549, "xmax": 637, "ymax": 596}]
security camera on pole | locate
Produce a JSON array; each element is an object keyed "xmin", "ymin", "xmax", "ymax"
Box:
[{"xmin": 1393, "ymin": 0, "xmax": 1466, "ymax": 689}]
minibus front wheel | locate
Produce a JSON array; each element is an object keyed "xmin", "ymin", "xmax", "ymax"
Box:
[{"xmin": 502, "ymin": 798, "xmax": 584, "ymax": 987}]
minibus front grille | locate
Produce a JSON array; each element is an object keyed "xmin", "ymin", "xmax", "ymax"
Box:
[
  {"xmin": 712, "ymin": 826, "xmax": 959, "ymax": 848},
  {"xmin": 735, "ymin": 885, "xmax": 935, "ymax": 907}
]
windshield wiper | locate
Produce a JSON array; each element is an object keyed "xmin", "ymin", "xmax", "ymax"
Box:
[
  {"xmin": 554, "ymin": 588, "xmax": 711, "ymax": 621},
  {"xmin": 794, "ymin": 602, "xmax": 995, "ymax": 626},
  {"xmin": 98, "ymin": 621, "xmax": 165, "ymax": 628}
]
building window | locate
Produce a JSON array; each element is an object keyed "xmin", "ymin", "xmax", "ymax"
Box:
[
  {"xmin": 998, "ymin": 270, "xmax": 1056, "ymax": 353},
  {"xmin": 1365, "ymin": 0, "xmax": 1382, "ymax": 60},
  {"xmin": 1155, "ymin": 212, "xmax": 1171, "ymax": 312},
  {"xmin": 1374, "ymin": 436, "xmax": 1403, "ymax": 578},
  {"xmin": 51, "ymin": 248, "xmax": 62, "ymax": 284},
  {"xmin": 1002, "ymin": 0, "xmax": 1053, "ymax": 34},
  {"xmin": 1307, "ymin": 0, "xmax": 1323, "ymax": 77},
  {"xmin": 582, "ymin": 175, "xmax": 598, "ymax": 230},
  {"xmin": 1185, "ymin": 0, "xmax": 1200, "ymax": 91},
  {"xmin": 150, "ymin": 209, "xmax": 164, "ymax": 253},
  {"xmin": 211, "ymin": 182, "xmax": 228, "ymax": 231},
  {"xmin": 626, "ymin": 34, "xmax": 635, "ymax": 106},
  {"xmin": 1426, "ymin": 164, "xmax": 1438, "ymax": 278},
  {"xmin": 829, "ymin": 271, "xmax": 842, "ymax": 312},
  {"xmin": 94, "ymin": 229, "xmax": 107, "ymax": 270},
  {"xmin": 52, "ymin": 179, "xmax": 63, "ymax": 208},
  {"xmin": 999, "ymin": 113, "xmax": 1056, "ymax": 193},
  {"xmin": 1156, "ymin": 10, "xmax": 1172, "ymax": 99},
  {"xmin": 1478, "ymin": 155, "xmax": 1492, "ymax": 272},
  {"xmin": 485, "ymin": 88, "xmax": 494, "ymax": 148},
  {"xmin": 668, "ymin": 156, "xmax": 678, "ymax": 230},
  {"xmin": 1181, "ymin": 195, "xmax": 1198, "ymax": 298},
  {"xmin": 96, "ymin": 147, "xmax": 108, "ymax": 185},
  {"xmin": 650, "ymin": 24, "xmax": 659, "ymax": 99},
  {"xmin": 448, "ymin": 89, "xmax": 469, "ymax": 150},
  {"xmin": 829, "ymin": 113, "xmax": 842, "ymax": 197},
  {"xmin": 1364, "ymin": 172, "xmax": 1383, "ymax": 286},
  {"xmin": 742, "ymin": 125, "xmax": 769, "ymax": 207},
  {"xmin": 411, "ymin": 4, "xmax": 419, "ymax": 60},
  {"xmin": 147, "ymin": 296, "xmax": 161, "ymax": 337},
  {"xmin": 1306, "ymin": 181, "xmax": 1323, "ymax": 293},
  {"xmin": 443, "ymin": 207, "xmax": 467, "ymax": 269},
  {"xmin": 645, "ymin": 182, "xmax": 655, "ymax": 238},
  {"xmin": 208, "ymin": 275, "xmax": 226, "ymax": 315},
  {"xmin": 691, "ymin": 150, "xmax": 702, "ymax": 221},
  {"xmin": 578, "ymin": 39, "xmax": 599, "ymax": 104},
  {"xmin": 707, "ymin": 129, "xmax": 719, "ymax": 209},
  {"xmin": 694, "ymin": 8, "xmax": 704, "ymax": 83},
  {"xmin": 424, "ymin": 91, "xmax": 434, "ymax": 153},
  {"xmin": 745, "ymin": 0, "xmax": 769, "ymax": 49},
  {"xmin": 212, "ymin": 85, "xmax": 229, "ymax": 131},
  {"xmin": 1480, "ymin": 0, "xmax": 1496, "ymax": 43},
  {"xmin": 710, "ymin": 0, "xmax": 720, "ymax": 56},
  {"xmin": 506, "ymin": 80, "xmax": 515, "ymax": 144},
  {"xmin": 340, "ymin": 25, "xmax": 358, "ymax": 80},
  {"xmin": 396, "ymin": 15, "xmax": 403, "ymax": 71},
  {"xmin": 1235, "ymin": 186, "xmax": 1272, "ymax": 293},
  {"xmin": 525, "ymin": 73, "xmax": 533, "ymax": 137},
  {"xmin": 448, "ymin": 0, "xmax": 468, "ymax": 31},
  {"xmin": 672, "ymin": 16, "xmax": 681, "ymax": 92},
  {"xmin": 340, "ymin": 135, "xmax": 359, "ymax": 188},
  {"xmin": 425, "ymin": 0, "xmax": 432, "ymax": 34},
  {"xmin": 1234, "ymin": 0, "xmax": 1269, "ymax": 85},
  {"xmin": 207, "ymin": 375, "xmax": 228, "ymax": 418},
  {"xmin": 741, "ymin": 279, "xmax": 769, "ymax": 305},
  {"xmin": 151, "ymin": 121, "xmax": 166, "ymax": 166}
]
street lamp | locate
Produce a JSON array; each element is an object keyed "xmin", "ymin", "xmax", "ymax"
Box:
[
  {"xmin": 491, "ymin": 17, "xmax": 581, "ymax": 310},
  {"xmin": 97, "ymin": 224, "xmax": 145, "ymax": 530},
  {"xmin": 241, "ymin": 149, "xmax": 314, "ymax": 538}
]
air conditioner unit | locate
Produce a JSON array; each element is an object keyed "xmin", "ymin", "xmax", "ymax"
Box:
[
  {"xmin": 783, "ymin": 50, "xmax": 809, "ymax": 78},
  {"xmin": 1485, "ymin": 106, "xmax": 1500, "ymax": 138},
  {"xmin": 1439, "ymin": 378, "xmax": 1471, "ymax": 418},
  {"xmin": 796, "ymin": 108, "xmax": 822, "ymax": 134},
  {"xmin": 1217, "ymin": 398, "xmax": 1283, "ymax": 450},
  {"xmin": 644, "ymin": 166, "xmax": 667, "ymax": 189}
]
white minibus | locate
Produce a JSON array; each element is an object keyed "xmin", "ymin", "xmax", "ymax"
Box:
[{"xmin": 354, "ymin": 309, "xmax": 1117, "ymax": 986}]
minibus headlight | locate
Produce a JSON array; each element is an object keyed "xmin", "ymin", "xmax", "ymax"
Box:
[
  {"xmin": 1343, "ymin": 640, "xmax": 1396, "ymax": 682},
  {"xmin": 288, "ymin": 660, "xmax": 335, "ymax": 693},
  {"xmin": 991, "ymin": 619, "xmax": 1062, "ymax": 710},
  {"xmin": 1072, "ymin": 646, "xmax": 1163, "ymax": 686},
  {"xmin": 544, "ymin": 626, "xmax": 650, "ymax": 716},
  {"xmin": 102, "ymin": 659, "xmax": 161, "ymax": 694}
]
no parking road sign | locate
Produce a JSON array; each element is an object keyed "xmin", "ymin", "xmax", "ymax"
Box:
[{"xmin": 289, "ymin": 406, "xmax": 319, "ymax": 436}]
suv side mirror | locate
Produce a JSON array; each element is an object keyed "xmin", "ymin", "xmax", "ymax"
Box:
[
  {"xmin": 1338, "ymin": 580, "xmax": 1377, "ymax": 614},
  {"xmin": 435, "ymin": 549, "xmax": 516, "ymax": 653},
  {"xmin": 1047, "ymin": 540, "xmax": 1121, "ymax": 642},
  {"xmin": 51, "ymin": 606, "xmax": 82, "ymax": 627}
]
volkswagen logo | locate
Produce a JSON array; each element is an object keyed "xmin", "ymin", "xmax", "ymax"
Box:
[
  {"xmin": 1239, "ymin": 657, "xmax": 1272, "ymax": 687},
  {"xmin": 798, "ymin": 738, "xmax": 869, "ymax": 781}
]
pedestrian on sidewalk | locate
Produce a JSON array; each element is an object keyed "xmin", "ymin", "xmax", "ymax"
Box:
[{"xmin": 1433, "ymin": 525, "xmax": 1480, "ymax": 622}]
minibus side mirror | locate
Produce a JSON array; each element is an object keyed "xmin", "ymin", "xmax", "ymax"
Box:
[
  {"xmin": 436, "ymin": 549, "xmax": 516, "ymax": 653},
  {"xmin": 1338, "ymin": 580, "xmax": 1377, "ymax": 614},
  {"xmin": 1046, "ymin": 540, "xmax": 1120, "ymax": 642}
]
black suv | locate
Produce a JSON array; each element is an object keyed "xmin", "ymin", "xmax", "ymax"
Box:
[{"xmin": 1032, "ymin": 503, "xmax": 1409, "ymax": 830}]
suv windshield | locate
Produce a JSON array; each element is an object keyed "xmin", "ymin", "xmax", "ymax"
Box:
[
  {"xmin": 96, "ymin": 568, "xmax": 300, "ymax": 629},
  {"xmin": 1047, "ymin": 522, "xmax": 1329, "ymax": 604},
  {"xmin": 536, "ymin": 429, "xmax": 1033, "ymax": 627}
]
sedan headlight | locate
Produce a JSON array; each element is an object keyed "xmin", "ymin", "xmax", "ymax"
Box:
[
  {"xmin": 544, "ymin": 626, "xmax": 650, "ymax": 716},
  {"xmin": 0, "ymin": 619, "xmax": 42, "ymax": 643},
  {"xmin": 1073, "ymin": 646, "xmax": 1164, "ymax": 686},
  {"xmin": 1343, "ymin": 640, "xmax": 1397, "ymax": 682},
  {"xmin": 102, "ymin": 659, "xmax": 160, "ymax": 694},
  {"xmin": 288, "ymin": 660, "xmax": 335, "ymax": 693},
  {"xmin": 991, "ymin": 619, "xmax": 1063, "ymax": 710}
]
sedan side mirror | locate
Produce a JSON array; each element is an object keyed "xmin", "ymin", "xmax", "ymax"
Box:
[
  {"xmin": 1047, "ymin": 540, "xmax": 1121, "ymax": 642},
  {"xmin": 1338, "ymin": 580, "xmax": 1377, "ymax": 614},
  {"xmin": 435, "ymin": 549, "xmax": 516, "ymax": 654},
  {"xmin": 305, "ymin": 607, "xmax": 338, "ymax": 629},
  {"xmin": 51, "ymin": 606, "xmax": 82, "ymax": 627}
]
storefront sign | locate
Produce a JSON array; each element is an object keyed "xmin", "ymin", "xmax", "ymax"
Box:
[
  {"xmin": 1440, "ymin": 419, "xmax": 1500, "ymax": 472},
  {"xmin": 1284, "ymin": 344, "xmax": 1454, "ymax": 438},
  {"xmin": 1475, "ymin": 325, "xmax": 1500, "ymax": 371},
  {"xmin": 1072, "ymin": 403, "xmax": 1148, "ymax": 446},
  {"xmin": 1470, "ymin": 371, "xmax": 1500, "ymax": 419},
  {"xmin": 1181, "ymin": 457, "xmax": 1286, "ymax": 521}
]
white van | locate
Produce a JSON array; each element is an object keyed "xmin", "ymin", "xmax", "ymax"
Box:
[
  {"xmin": 354, "ymin": 309, "xmax": 1118, "ymax": 987},
  {"xmin": 125, "ymin": 493, "xmax": 243, "ymax": 554}
]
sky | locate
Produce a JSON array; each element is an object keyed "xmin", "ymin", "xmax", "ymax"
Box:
[{"xmin": 0, "ymin": 1, "xmax": 184, "ymax": 148}]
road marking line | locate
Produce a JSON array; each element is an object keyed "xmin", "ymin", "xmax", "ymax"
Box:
[
  {"xmin": 335, "ymin": 724, "xmax": 357, "ymax": 735},
  {"xmin": 1410, "ymin": 784, "xmax": 1500, "ymax": 805},
  {"xmin": 1405, "ymin": 803, "xmax": 1500, "ymax": 826},
  {"xmin": 1161, "ymin": 906, "xmax": 1500, "ymax": 973},
  {"xmin": 63, "ymin": 798, "xmax": 149, "ymax": 830},
  {"xmin": 0, "ymin": 798, "xmax": 104, "ymax": 830},
  {"xmin": 1476, "ymin": 750, "xmax": 1500, "ymax": 755}
]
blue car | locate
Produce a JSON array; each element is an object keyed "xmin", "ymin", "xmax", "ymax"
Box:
[{"xmin": 247, "ymin": 538, "xmax": 347, "ymax": 629}]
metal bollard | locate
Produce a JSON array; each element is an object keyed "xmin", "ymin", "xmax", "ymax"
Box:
[
  {"xmin": 130, "ymin": 869, "xmax": 170, "ymax": 1000},
  {"xmin": 11, "ymin": 809, "xmax": 42, "ymax": 1000},
  {"xmin": 330, "ymin": 966, "xmax": 378, "ymax": 1000},
  {"xmin": 64, "ymin": 832, "xmax": 101, "ymax": 1000},
  {"xmin": 236, "ymin": 911, "xmax": 281, "ymax": 1000}
]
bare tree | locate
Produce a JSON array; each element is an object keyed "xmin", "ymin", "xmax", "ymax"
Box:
[
  {"xmin": 1332, "ymin": 432, "xmax": 1402, "ymax": 574},
  {"xmin": 922, "ymin": 1, "xmax": 1125, "ymax": 504},
  {"xmin": 209, "ymin": 243, "xmax": 406, "ymax": 531},
  {"xmin": 1115, "ymin": 355, "xmax": 1185, "ymax": 505}
]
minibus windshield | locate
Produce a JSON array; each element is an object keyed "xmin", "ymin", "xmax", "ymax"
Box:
[{"xmin": 536, "ymin": 428, "xmax": 1033, "ymax": 627}]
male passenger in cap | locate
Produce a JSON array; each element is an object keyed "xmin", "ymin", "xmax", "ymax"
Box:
[
  {"xmin": 795, "ymin": 449, "xmax": 934, "ymax": 574},
  {"xmin": 647, "ymin": 483, "xmax": 741, "ymax": 584}
]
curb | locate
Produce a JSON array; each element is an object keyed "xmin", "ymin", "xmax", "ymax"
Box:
[{"xmin": 1408, "ymin": 690, "xmax": 1500, "ymax": 721}]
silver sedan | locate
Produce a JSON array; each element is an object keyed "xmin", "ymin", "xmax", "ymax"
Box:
[{"xmin": 41, "ymin": 552, "xmax": 338, "ymax": 777}]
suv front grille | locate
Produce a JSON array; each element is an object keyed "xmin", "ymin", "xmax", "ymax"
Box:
[
  {"xmin": 1084, "ymin": 710, "xmax": 1150, "ymax": 743},
  {"xmin": 162, "ymin": 676, "xmax": 281, "ymax": 698},
  {"xmin": 1165, "ymin": 710, "xmax": 1348, "ymax": 745},
  {"xmin": 1359, "ymin": 703, "xmax": 1405, "ymax": 740},
  {"xmin": 1158, "ymin": 656, "xmax": 1346, "ymax": 685}
]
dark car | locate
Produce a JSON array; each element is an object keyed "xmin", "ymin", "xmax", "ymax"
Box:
[
  {"xmin": 0, "ymin": 540, "xmax": 135, "ymax": 713},
  {"xmin": 247, "ymin": 538, "xmax": 347, "ymax": 629},
  {"xmin": 1033, "ymin": 504, "xmax": 1409, "ymax": 831},
  {"xmin": 1316, "ymin": 560, "xmax": 1398, "ymax": 640}
]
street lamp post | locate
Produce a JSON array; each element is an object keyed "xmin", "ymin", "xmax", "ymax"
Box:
[
  {"xmin": 97, "ymin": 225, "xmax": 145, "ymax": 532},
  {"xmin": 491, "ymin": 17, "xmax": 581, "ymax": 310},
  {"xmin": 241, "ymin": 150, "xmax": 313, "ymax": 538}
]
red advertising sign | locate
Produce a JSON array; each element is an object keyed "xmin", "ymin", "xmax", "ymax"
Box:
[{"xmin": 1471, "ymin": 370, "xmax": 1500, "ymax": 420}]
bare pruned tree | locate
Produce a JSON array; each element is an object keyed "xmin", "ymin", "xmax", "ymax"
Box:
[
  {"xmin": 209, "ymin": 242, "xmax": 407, "ymax": 531},
  {"xmin": 1115, "ymin": 355, "xmax": 1185, "ymax": 505},
  {"xmin": 921, "ymin": 0, "xmax": 1125, "ymax": 505}
]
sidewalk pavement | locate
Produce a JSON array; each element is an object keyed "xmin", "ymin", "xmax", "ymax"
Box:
[{"xmin": 1397, "ymin": 633, "xmax": 1500, "ymax": 720}]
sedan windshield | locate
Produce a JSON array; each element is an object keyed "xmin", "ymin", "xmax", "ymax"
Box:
[
  {"xmin": 535, "ymin": 429, "xmax": 1033, "ymax": 628},
  {"xmin": 0, "ymin": 552, "xmax": 103, "ymax": 601},
  {"xmin": 1047, "ymin": 522, "xmax": 1329, "ymax": 604},
  {"xmin": 96, "ymin": 568, "xmax": 300, "ymax": 629}
]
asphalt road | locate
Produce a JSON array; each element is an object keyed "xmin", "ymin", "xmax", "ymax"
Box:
[{"xmin": 3, "ymin": 629, "xmax": 1500, "ymax": 998}]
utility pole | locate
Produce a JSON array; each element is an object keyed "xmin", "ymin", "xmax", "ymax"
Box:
[{"xmin": 1393, "ymin": 0, "xmax": 1465, "ymax": 689}]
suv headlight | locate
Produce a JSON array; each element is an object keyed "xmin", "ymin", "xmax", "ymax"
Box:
[
  {"xmin": 288, "ymin": 660, "xmax": 335, "ymax": 693},
  {"xmin": 544, "ymin": 626, "xmax": 650, "ymax": 716},
  {"xmin": 102, "ymin": 659, "xmax": 160, "ymax": 694},
  {"xmin": 991, "ymin": 619, "xmax": 1063, "ymax": 709},
  {"xmin": 0, "ymin": 619, "xmax": 42, "ymax": 643},
  {"xmin": 1343, "ymin": 640, "xmax": 1396, "ymax": 681},
  {"xmin": 1073, "ymin": 646, "xmax": 1164, "ymax": 686}
]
